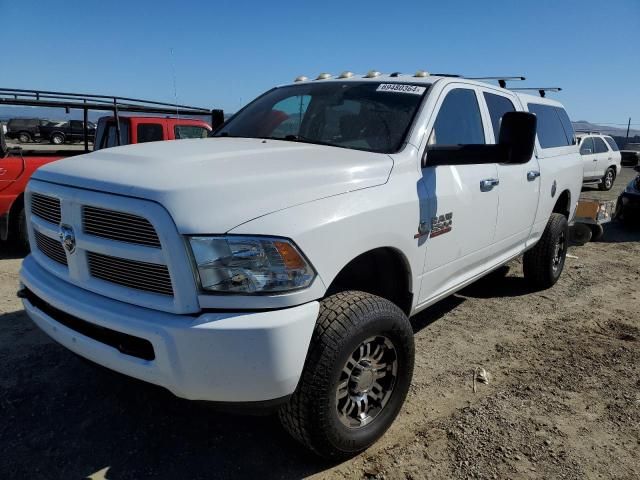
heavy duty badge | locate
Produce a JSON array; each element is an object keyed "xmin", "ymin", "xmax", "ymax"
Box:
[{"xmin": 429, "ymin": 212, "xmax": 453, "ymax": 238}]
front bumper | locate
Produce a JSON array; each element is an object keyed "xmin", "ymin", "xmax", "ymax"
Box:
[{"xmin": 20, "ymin": 255, "xmax": 319, "ymax": 403}]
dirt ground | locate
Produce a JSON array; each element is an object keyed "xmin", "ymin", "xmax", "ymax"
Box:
[{"xmin": 0, "ymin": 168, "xmax": 638, "ymax": 480}]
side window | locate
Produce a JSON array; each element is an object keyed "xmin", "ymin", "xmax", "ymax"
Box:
[
  {"xmin": 554, "ymin": 107, "xmax": 576, "ymax": 145},
  {"xmin": 429, "ymin": 88, "xmax": 485, "ymax": 145},
  {"xmin": 593, "ymin": 137, "xmax": 609, "ymax": 154},
  {"xmin": 527, "ymin": 103, "xmax": 571, "ymax": 149},
  {"xmin": 174, "ymin": 125, "xmax": 209, "ymax": 139},
  {"xmin": 580, "ymin": 137, "xmax": 595, "ymax": 155},
  {"xmin": 137, "ymin": 123, "xmax": 164, "ymax": 143},
  {"xmin": 604, "ymin": 136, "xmax": 619, "ymax": 151},
  {"xmin": 483, "ymin": 92, "xmax": 516, "ymax": 140}
]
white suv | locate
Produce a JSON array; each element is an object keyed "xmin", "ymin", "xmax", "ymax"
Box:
[
  {"xmin": 577, "ymin": 132, "xmax": 622, "ymax": 190},
  {"xmin": 19, "ymin": 71, "xmax": 583, "ymax": 458}
]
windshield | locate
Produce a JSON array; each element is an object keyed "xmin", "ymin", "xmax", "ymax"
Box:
[{"xmin": 215, "ymin": 81, "xmax": 428, "ymax": 154}]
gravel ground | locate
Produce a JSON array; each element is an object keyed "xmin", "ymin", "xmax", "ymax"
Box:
[{"xmin": 0, "ymin": 168, "xmax": 638, "ymax": 480}]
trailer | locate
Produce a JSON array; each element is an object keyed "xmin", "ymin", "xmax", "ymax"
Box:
[{"xmin": 570, "ymin": 198, "xmax": 617, "ymax": 244}]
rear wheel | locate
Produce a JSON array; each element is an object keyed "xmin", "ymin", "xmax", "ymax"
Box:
[
  {"xmin": 523, "ymin": 213, "xmax": 569, "ymax": 289},
  {"xmin": 279, "ymin": 291, "xmax": 414, "ymax": 459},
  {"xmin": 599, "ymin": 167, "xmax": 615, "ymax": 191},
  {"xmin": 51, "ymin": 133, "xmax": 64, "ymax": 145},
  {"xmin": 18, "ymin": 132, "xmax": 31, "ymax": 143}
]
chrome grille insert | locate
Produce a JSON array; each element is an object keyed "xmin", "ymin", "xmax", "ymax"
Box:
[
  {"xmin": 31, "ymin": 193, "xmax": 61, "ymax": 224},
  {"xmin": 83, "ymin": 206, "xmax": 161, "ymax": 248},
  {"xmin": 34, "ymin": 230, "xmax": 67, "ymax": 266},
  {"xmin": 87, "ymin": 251, "xmax": 173, "ymax": 296}
]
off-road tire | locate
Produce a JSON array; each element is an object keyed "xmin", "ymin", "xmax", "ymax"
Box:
[
  {"xmin": 523, "ymin": 213, "xmax": 569, "ymax": 289},
  {"xmin": 599, "ymin": 167, "xmax": 615, "ymax": 191},
  {"xmin": 279, "ymin": 291, "xmax": 414, "ymax": 459},
  {"xmin": 51, "ymin": 133, "xmax": 64, "ymax": 145},
  {"xmin": 18, "ymin": 132, "xmax": 31, "ymax": 143},
  {"xmin": 16, "ymin": 207, "xmax": 30, "ymax": 252}
]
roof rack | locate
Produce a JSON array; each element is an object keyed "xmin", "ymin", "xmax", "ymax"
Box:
[
  {"xmin": 510, "ymin": 87, "xmax": 562, "ymax": 98},
  {"xmin": 0, "ymin": 87, "xmax": 224, "ymax": 151},
  {"xmin": 466, "ymin": 76, "xmax": 526, "ymax": 88},
  {"xmin": 574, "ymin": 129, "xmax": 602, "ymax": 135}
]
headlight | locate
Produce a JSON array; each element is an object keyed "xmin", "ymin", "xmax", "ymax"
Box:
[{"xmin": 188, "ymin": 236, "xmax": 315, "ymax": 293}]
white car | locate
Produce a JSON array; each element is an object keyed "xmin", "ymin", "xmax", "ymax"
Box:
[
  {"xmin": 577, "ymin": 132, "xmax": 622, "ymax": 190},
  {"xmin": 19, "ymin": 71, "xmax": 583, "ymax": 458}
]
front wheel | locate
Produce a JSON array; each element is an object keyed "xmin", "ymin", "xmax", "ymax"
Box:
[
  {"xmin": 16, "ymin": 207, "xmax": 30, "ymax": 252},
  {"xmin": 523, "ymin": 213, "xmax": 569, "ymax": 289},
  {"xmin": 279, "ymin": 291, "xmax": 414, "ymax": 459},
  {"xmin": 51, "ymin": 133, "xmax": 64, "ymax": 145},
  {"xmin": 599, "ymin": 167, "xmax": 615, "ymax": 191}
]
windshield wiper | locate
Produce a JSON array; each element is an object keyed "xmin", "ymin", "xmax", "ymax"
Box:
[{"xmin": 275, "ymin": 134, "xmax": 337, "ymax": 148}]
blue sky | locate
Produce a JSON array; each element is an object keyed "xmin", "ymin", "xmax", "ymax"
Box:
[{"xmin": 1, "ymin": 0, "xmax": 638, "ymax": 125}]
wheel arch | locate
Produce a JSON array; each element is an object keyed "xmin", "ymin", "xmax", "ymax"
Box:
[
  {"xmin": 552, "ymin": 189, "xmax": 571, "ymax": 218},
  {"xmin": 325, "ymin": 246, "xmax": 413, "ymax": 316}
]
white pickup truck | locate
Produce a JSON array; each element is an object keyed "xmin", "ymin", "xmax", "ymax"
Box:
[{"xmin": 19, "ymin": 71, "xmax": 582, "ymax": 458}]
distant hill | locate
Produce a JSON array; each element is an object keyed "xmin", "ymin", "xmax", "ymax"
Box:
[{"xmin": 572, "ymin": 120, "xmax": 639, "ymax": 138}]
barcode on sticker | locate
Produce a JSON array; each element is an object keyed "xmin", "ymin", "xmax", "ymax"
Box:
[{"xmin": 376, "ymin": 84, "xmax": 426, "ymax": 95}]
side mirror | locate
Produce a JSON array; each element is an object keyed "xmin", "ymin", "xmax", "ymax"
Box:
[
  {"xmin": 498, "ymin": 111, "xmax": 537, "ymax": 164},
  {"xmin": 581, "ymin": 148, "xmax": 592, "ymax": 155},
  {"xmin": 423, "ymin": 111, "xmax": 537, "ymax": 167},
  {"xmin": 210, "ymin": 109, "xmax": 225, "ymax": 131}
]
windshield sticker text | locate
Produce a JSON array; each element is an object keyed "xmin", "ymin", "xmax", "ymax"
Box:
[{"xmin": 376, "ymin": 84, "xmax": 426, "ymax": 95}]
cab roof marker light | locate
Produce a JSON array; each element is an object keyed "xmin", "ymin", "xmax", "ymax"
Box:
[
  {"xmin": 294, "ymin": 76, "xmax": 308, "ymax": 82},
  {"xmin": 316, "ymin": 73, "xmax": 332, "ymax": 80},
  {"xmin": 364, "ymin": 70, "xmax": 381, "ymax": 78},
  {"xmin": 414, "ymin": 70, "xmax": 430, "ymax": 78},
  {"xmin": 338, "ymin": 71, "xmax": 354, "ymax": 79}
]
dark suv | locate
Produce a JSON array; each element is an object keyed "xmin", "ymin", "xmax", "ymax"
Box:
[
  {"xmin": 6, "ymin": 118, "xmax": 50, "ymax": 143},
  {"xmin": 39, "ymin": 120, "xmax": 96, "ymax": 145}
]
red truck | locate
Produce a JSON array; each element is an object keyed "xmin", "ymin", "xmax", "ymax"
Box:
[
  {"xmin": 1, "ymin": 115, "xmax": 211, "ymax": 250},
  {"xmin": 0, "ymin": 87, "xmax": 222, "ymax": 251}
]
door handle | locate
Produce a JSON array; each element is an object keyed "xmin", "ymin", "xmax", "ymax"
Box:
[
  {"xmin": 527, "ymin": 170, "xmax": 540, "ymax": 181},
  {"xmin": 480, "ymin": 178, "xmax": 499, "ymax": 192}
]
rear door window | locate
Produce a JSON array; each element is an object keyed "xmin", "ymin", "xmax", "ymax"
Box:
[
  {"xmin": 604, "ymin": 136, "xmax": 619, "ymax": 151},
  {"xmin": 527, "ymin": 104, "xmax": 574, "ymax": 149},
  {"xmin": 580, "ymin": 137, "xmax": 595, "ymax": 155},
  {"xmin": 429, "ymin": 88, "xmax": 485, "ymax": 145},
  {"xmin": 593, "ymin": 137, "xmax": 609, "ymax": 154},
  {"xmin": 137, "ymin": 123, "xmax": 164, "ymax": 143},
  {"xmin": 483, "ymin": 92, "xmax": 516, "ymax": 140}
]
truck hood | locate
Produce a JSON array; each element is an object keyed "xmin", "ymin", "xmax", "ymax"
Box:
[{"xmin": 33, "ymin": 137, "xmax": 393, "ymax": 233}]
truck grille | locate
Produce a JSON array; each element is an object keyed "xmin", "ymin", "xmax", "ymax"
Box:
[
  {"xmin": 87, "ymin": 251, "xmax": 173, "ymax": 296},
  {"xmin": 34, "ymin": 230, "xmax": 67, "ymax": 266},
  {"xmin": 31, "ymin": 193, "xmax": 61, "ymax": 224},
  {"xmin": 83, "ymin": 206, "xmax": 161, "ymax": 248}
]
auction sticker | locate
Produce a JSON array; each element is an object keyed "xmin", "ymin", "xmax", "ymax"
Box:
[{"xmin": 376, "ymin": 84, "xmax": 426, "ymax": 95}]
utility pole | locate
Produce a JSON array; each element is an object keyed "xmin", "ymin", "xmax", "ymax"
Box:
[{"xmin": 625, "ymin": 117, "xmax": 631, "ymax": 143}]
